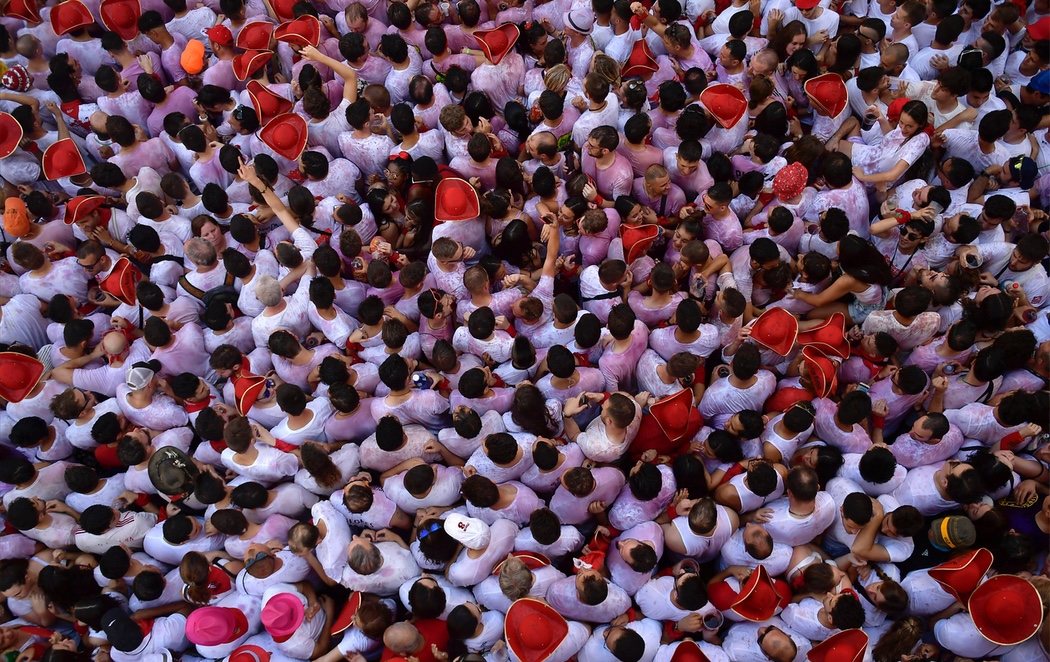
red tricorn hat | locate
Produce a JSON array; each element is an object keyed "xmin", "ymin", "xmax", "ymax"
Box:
[
  {"xmin": 260, "ymin": 113, "xmax": 308, "ymax": 161},
  {"xmin": 505, "ymin": 598, "xmax": 569, "ymax": 662},
  {"xmin": 99, "ymin": 257, "xmax": 142, "ymax": 306},
  {"xmin": 805, "ymin": 73, "xmax": 848, "ymax": 118},
  {"xmin": 236, "ymin": 21, "xmax": 274, "ymax": 50},
  {"xmin": 0, "ymin": 112, "xmax": 22, "ymax": 159},
  {"xmin": 229, "ymin": 644, "xmax": 272, "ymax": 662},
  {"xmin": 968, "ymin": 574, "xmax": 1043, "ymax": 647},
  {"xmin": 330, "ymin": 592, "xmax": 362, "ymax": 635},
  {"xmin": 807, "ymin": 629, "xmax": 868, "ymax": 662},
  {"xmin": 0, "ymin": 352, "xmax": 45, "ymax": 403},
  {"xmin": 234, "ymin": 373, "xmax": 266, "ymax": 415},
  {"xmin": 731, "ymin": 565, "xmax": 785, "ymax": 622},
  {"xmin": 492, "ymin": 551, "xmax": 551, "ymax": 575},
  {"xmin": 247, "ymin": 80, "xmax": 294, "ymax": 126},
  {"xmin": 274, "ymin": 16, "xmax": 321, "ymax": 48},
  {"xmin": 50, "ymin": 0, "xmax": 93, "ymax": 35},
  {"xmin": 42, "ymin": 138, "xmax": 86, "ymax": 180},
  {"xmin": 5, "ymin": 0, "xmax": 41, "ymax": 23},
  {"xmin": 233, "ymin": 50, "xmax": 273, "ymax": 81},
  {"xmin": 749, "ymin": 307, "xmax": 798, "ymax": 357},
  {"xmin": 64, "ymin": 195, "xmax": 106, "ymax": 225},
  {"xmin": 473, "ymin": 23, "xmax": 519, "ymax": 65},
  {"xmin": 621, "ymin": 39, "xmax": 658, "ymax": 78},
  {"xmin": 99, "ymin": 0, "xmax": 140, "ymax": 40},
  {"xmin": 271, "ymin": 0, "xmax": 297, "ymax": 20},
  {"xmin": 435, "ymin": 178, "xmax": 480, "ymax": 222},
  {"xmin": 795, "ymin": 311, "xmax": 850, "ymax": 359},
  {"xmin": 649, "ymin": 388, "xmax": 696, "ymax": 444},
  {"xmin": 669, "ymin": 640, "xmax": 710, "ymax": 662},
  {"xmin": 801, "ymin": 346, "xmax": 837, "ymax": 398},
  {"xmin": 699, "ymin": 83, "xmax": 747, "ymax": 130},
  {"xmin": 620, "ymin": 224, "xmax": 659, "ymax": 264},
  {"xmin": 929, "ymin": 548, "xmax": 994, "ymax": 604}
]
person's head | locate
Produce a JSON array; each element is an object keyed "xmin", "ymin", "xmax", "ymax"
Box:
[{"xmin": 939, "ymin": 460, "xmax": 983, "ymax": 504}]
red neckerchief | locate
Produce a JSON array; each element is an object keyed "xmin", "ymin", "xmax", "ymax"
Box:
[
  {"xmin": 274, "ymin": 439, "xmax": 297, "ymax": 453},
  {"xmin": 208, "ymin": 439, "xmax": 227, "ymax": 452},
  {"xmin": 573, "ymin": 351, "xmax": 592, "ymax": 368},
  {"xmin": 286, "ymin": 169, "xmax": 305, "ymax": 183},
  {"xmin": 60, "ymin": 100, "xmax": 91, "ymax": 132},
  {"xmin": 184, "ymin": 395, "xmax": 214, "ymax": 414}
]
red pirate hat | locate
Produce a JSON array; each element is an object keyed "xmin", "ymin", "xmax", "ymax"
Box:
[
  {"xmin": 271, "ymin": 0, "xmax": 297, "ymax": 20},
  {"xmin": 99, "ymin": 257, "xmax": 141, "ymax": 306},
  {"xmin": 801, "ymin": 346, "xmax": 837, "ymax": 398},
  {"xmin": 795, "ymin": 312, "xmax": 850, "ymax": 359},
  {"xmin": 807, "ymin": 629, "xmax": 868, "ymax": 662},
  {"xmin": 233, "ymin": 50, "xmax": 273, "ymax": 81},
  {"xmin": 246, "ymin": 81, "xmax": 294, "ymax": 126},
  {"xmin": 749, "ymin": 308, "xmax": 798, "ymax": 357},
  {"xmin": 805, "ymin": 73, "xmax": 848, "ymax": 118},
  {"xmin": 621, "ymin": 39, "xmax": 658, "ymax": 78},
  {"xmin": 505, "ymin": 598, "xmax": 569, "ymax": 662},
  {"xmin": 42, "ymin": 138, "xmax": 86, "ymax": 180},
  {"xmin": 699, "ymin": 83, "xmax": 747, "ymax": 130},
  {"xmin": 620, "ymin": 224, "xmax": 659, "ymax": 264},
  {"xmin": 929, "ymin": 548, "xmax": 994, "ymax": 604},
  {"xmin": 0, "ymin": 112, "xmax": 22, "ymax": 159},
  {"xmin": 229, "ymin": 644, "xmax": 272, "ymax": 662},
  {"xmin": 274, "ymin": 16, "xmax": 321, "ymax": 48},
  {"xmin": 5, "ymin": 0, "xmax": 41, "ymax": 23},
  {"xmin": 492, "ymin": 551, "xmax": 551, "ymax": 575},
  {"xmin": 435, "ymin": 178, "xmax": 480, "ymax": 222},
  {"xmin": 99, "ymin": 0, "xmax": 140, "ymax": 40},
  {"xmin": 50, "ymin": 0, "xmax": 93, "ymax": 35},
  {"xmin": 0, "ymin": 352, "xmax": 45, "ymax": 404},
  {"xmin": 968, "ymin": 574, "xmax": 1043, "ymax": 647},
  {"xmin": 649, "ymin": 388, "xmax": 696, "ymax": 444},
  {"xmin": 260, "ymin": 113, "xmax": 308, "ymax": 161},
  {"xmin": 234, "ymin": 373, "xmax": 266, "ymax": 415},
  {"xmin": 64, "ymin": 195, "xmax": 106, "ymax": 225},
  {"xmin": 473, "ymin": 23, "xmax": 519, "ymax": 65},
  {"xmin": 236, "ymin": 21, "xmax": 274, "ymax": 50},
  {"xmin": 670, "ymin": 641, "xmax": 710, "ymax": 662},
  {"xmin": 731, "ymin": 566, "xmax": 784, "ymax": 622},
  {"xmin": 330, "ymin": 592, "xmax": 362, "ymax": 635}
]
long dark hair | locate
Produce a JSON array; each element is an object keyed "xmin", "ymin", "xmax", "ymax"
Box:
[
  {"xmin": 839, "ymin": 235, "xmax": 893, "ymax": 285},
  {"xmin": 511, "ymin": 384, "xmax": 558, "ymax": 437}
]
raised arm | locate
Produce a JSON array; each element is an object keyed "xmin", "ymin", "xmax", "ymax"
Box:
[{"xmin": 299, "ymin": 45, "xmax": 359, "ymax": 103}]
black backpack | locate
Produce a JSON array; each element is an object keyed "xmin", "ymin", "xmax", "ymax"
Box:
[{"xmin": 178, "ymin": 271, "xmax": 240, "ymax": 310}]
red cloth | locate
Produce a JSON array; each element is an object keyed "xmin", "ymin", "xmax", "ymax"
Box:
[
  {"xmin": 380, "ymin": 618, "xmax": 449, "ymax": 662},
  {"xmin": 627, "ymin": 407, "xmax": 703, "ymax": 461}
]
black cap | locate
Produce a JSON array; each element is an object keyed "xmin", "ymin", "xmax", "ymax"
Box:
[
  {"xmin": 147, "ymin": 445, "xmax": 199, "ymax": 496},
  {"xmin": 101, "ymin": 607, "xmax": 145, "ymax": 652}
]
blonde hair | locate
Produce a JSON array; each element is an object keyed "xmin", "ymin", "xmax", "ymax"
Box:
[
  {"xmin": 590, "ymin": 53, "xmax": 621, "ymax": 89},
  {"xmin": 543, "ymin": 64, "xmax": 572, "ymax": 94},
  {"xmin": 748, "ymin": 76, "xmax": 774, "ymax": 109}
]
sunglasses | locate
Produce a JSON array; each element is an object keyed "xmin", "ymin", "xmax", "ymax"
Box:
[
  {"xmin": 244, "ymin": 551, "xmax": 271, "ymax": 570},
  {"xmin": 417, "ymin": 522, "xmax": 443, "ymax": 540}
]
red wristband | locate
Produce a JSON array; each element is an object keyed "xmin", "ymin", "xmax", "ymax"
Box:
[
  {"xmin": 593, "ymin": 194, "xmax": 605, "ymax": 206},
  {"xmin": 872, "ymin": 414, "xmax": 885, "ymax": 429}
]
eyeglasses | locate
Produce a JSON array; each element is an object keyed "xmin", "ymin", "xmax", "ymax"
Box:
[
  {"xmin": 417, "ymin": 522, "xmax": 442, "ymax": 540},
  {"xmin": 901, "ymin": 228, "xmax": 924, "ymax": 240},
  {"xmin": 244, "ymin": 551, "xmax": 271, "ymax": 570}
]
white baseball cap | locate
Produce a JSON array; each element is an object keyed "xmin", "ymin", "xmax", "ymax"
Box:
[
  {"xmin": 564, "ymin": 7, "xmax": 594, "ymax": 34},
  {"xmin": 443, "ymin": 513, "xmax": 491, "ymax": 550},
  {"xmin": 126, "ymin": 366, "xmax": 155, "ymax": 390}
]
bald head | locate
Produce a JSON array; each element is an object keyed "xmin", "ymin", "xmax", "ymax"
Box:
[
  {"xmin": 749, "ymin": 48, "xmax": 779, "ymax": 77},
  {"xmin": 102, "ymin": 331, "xmax": 128, "ymax": 355},
  {"xmin": 383, "ymin": 622, "xmax": 423, "ymax": 654}
]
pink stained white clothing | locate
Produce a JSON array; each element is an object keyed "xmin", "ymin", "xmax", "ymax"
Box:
[
  {"xmin": 699, "ymin": 370, "xmax": 776, "ymax": 429},
  {"xmin": 581, "ymin": 152, "xmax": 634, "ymax": 201}
]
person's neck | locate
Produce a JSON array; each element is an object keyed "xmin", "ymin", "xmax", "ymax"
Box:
[
  {"xmin": 892, "ymin": 310, "xmax": 914, "ymax": 325},
  {"xmin": 552, "ymin": 371, "xmax": 579, "ymax": 389},
  {"xmin": 236, "ymin": 444, "xmax": 259, "ymax": 462},
  {"xmin": 595, "ymin": 152, "xmax": 615, "ymax": 169},
  {"xmin": 588, "ymin": 98, "xmax": 608, "ymax": 113},
  {"xmin": 834, "ymin": 414, "xmax": 853, "ymax": 432},
  {"xmin": 724, "ymin": 62, "xmax": 743, "ymax": 74},
  {"xmin": 647, "ymin": 290, "xmax": 671, "ymax": 304},
  {"xmin": 611, "ymin": 336, "xmax": 632, "ymax": 352},
  {"xmin": 196, "ymin": 261, "xmax": 218, "ymax": 274},
  {"xmin": 292, "ymin": 348, "xmax": 314, "ymax": 365},
  {"xmin": 674, "ymin": 327, "xmax": 699, "ymax": 342},
  {"xmin": 288, "ymin": 409, "xmax": 313, "ymax": 428},
  {"xmin": 728, "ymin": 374, "xmax": 755, "ymax": 389},
  {"xmin": 787, "ymin": 494, "xmax": 815, "ymax": 516},
  {"xmin": 655, "ymin": 365, "xmax": 676, "ymax": 384},
  {"xmin": 612, "ymin": 21, "xmax": 628, "ymax": 35},
  {"xmin": 31, "ymin": 262, "xmax": 51, "ymax": 277},
  {"xmin": 891, "ymin": 26, "xmax": 911, "ymax": 40}
]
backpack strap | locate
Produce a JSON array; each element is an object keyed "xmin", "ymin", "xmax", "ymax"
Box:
[{"xmin": 178, "ymin": 275, "xmax": 206, "ymax": 301}]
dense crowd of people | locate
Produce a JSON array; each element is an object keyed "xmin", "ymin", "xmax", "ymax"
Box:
[{"xmin": 0, "ymin": 0, "xmax": 1045, "ymax": 658}]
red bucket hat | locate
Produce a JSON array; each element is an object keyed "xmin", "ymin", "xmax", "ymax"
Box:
[
  {"xmin": 435, "ymin": 178, "xmax": 480, "ymax": 222},
  {"xmin": 42, "ymin": 138, "xmax": 87, "ymax": 180},
  {"xmin": 0, "ymin": 112, "xmax": 22, "ymax": 159},
  {"xmin": 772, "ymin": 161, "xmax": 808, "ymax": 201},
  {"xmin": 801, "ymin": 346, "xmax": 837, "ymax": 398},
  {"xmin": 99, "ymin": 0, "xmax": 140, "ymax": 41},
  {"xmin": 795, "ymin": 311, "xmax": 850, "ymax": 359},
  {"xmin": 622, "ymin": 39, "xmax": 658, "ymax": 78},
  {"xmin": 0, "ymin": 352, "xmax": 45, "ymax": 404},
  {"xmin": 968, "ymin": 574, "xmax": 1043, "ymax": 647},
  {"xmin": 805, "ymin": 72, "xmax": 848, "ymax": 118},
  {"xmin": 620, "ymin": 224, "xmax": 659, "ymax": 264},
  {"xmin": 929, "ymin": 548, "xmax": 994, "ymax": 604},
  {"xmin": 247, "ymin": 80, "xmax": 294, "ymax": 126},
  {"xmin": 670, "ymin": 641, "xmax": 710, "ymax": 662},
  {"xmin": 731, "ymin": 565, "xmax": 787, "ymax": 622},
  {"xmin": 234, "ymin": 373, "xmax": 266, "ymax": 415},
  {"xmin": 699, "ymin": 83, "xmax": 747, "ymax": 129},
  {"xmin": 505, "ymin": 598, "xmax": 569, "ymax": 662},
  {"xmin": 807, "ymin": 629, "xmax": 868, "ymax": 662},
  {"xmin": 260, "ymin": 113, "xmax": 308, "ymax": 161},
  {"xmin": 50, "ymin": 0, "xmax": 93, "ymax": 35},
  {"xmin": 749, "ymin": 307, "xmax": 798, "ymax": 357},
  {"xmin": 473, "ymin": 23, "xmax": 519, "ymax": 65},
  {"xmin": 99, "ymin": 257, "xmax": 142, "ymax": 306},
  {"xmin": 237, "ymin": 21, "xmax": 274, "ymax": 50},
  {"xmin": 233, "ymin": 50, "xmax": 273, "ymax": 81},
  {"xmin": 64, "ymin": 195, "xmax": 106, "ymax": 225},
  {"xmin": 274, "ymin": 16, "xmax": 321, "ymax": 48},
  {"xmin": 649, "ymin": 388, "xmax": 696, "ymax": 444},
  {"xmin": 5, "ymin": 0, "xmax": 41, "ymax": 23}
]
